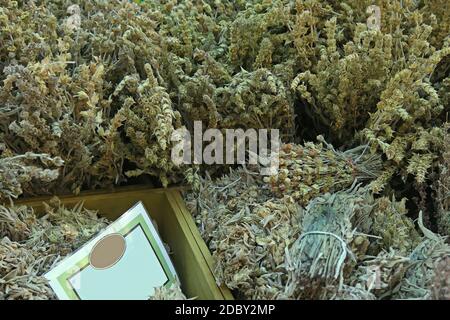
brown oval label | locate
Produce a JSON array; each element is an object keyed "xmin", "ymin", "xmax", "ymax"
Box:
[{"xmin": 89, "ymin": 233, "xmax": 126, "ymax": 269}]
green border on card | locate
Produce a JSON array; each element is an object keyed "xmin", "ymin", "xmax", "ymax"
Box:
[{"xmin": 56, "ymin": 214, "xmax": 176, "ymax": 300}]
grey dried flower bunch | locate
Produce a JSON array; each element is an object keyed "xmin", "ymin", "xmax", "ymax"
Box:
[{"xmin": 285, "ymin": 185, "xmax": 373, "ymax": 297}]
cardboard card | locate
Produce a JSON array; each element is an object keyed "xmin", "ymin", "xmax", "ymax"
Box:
[{"xmin": 45, "ymin": 201, "xmax": 177, "ymax": 300}]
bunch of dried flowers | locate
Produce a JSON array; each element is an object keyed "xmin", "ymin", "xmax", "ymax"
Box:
[{"xmin": 264, "ymin": 136, "xmax": 381, "ymax": 205}]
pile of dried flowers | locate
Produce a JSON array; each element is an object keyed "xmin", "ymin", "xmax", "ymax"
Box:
[
  {"xmin": 0, "ymin": 0, "xmax": 449, "ymax": 300},
  {"xmin": 185, "ymin": 165, "xmax": 450, "ymax": 300}
]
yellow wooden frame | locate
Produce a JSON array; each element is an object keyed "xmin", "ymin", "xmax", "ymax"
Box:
[{"xmin": 15, "ymin": 185, "xmax": 233, "ymax": 300}]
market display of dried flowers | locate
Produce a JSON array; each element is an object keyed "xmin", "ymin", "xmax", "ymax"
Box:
[
  {"xmin": 0, "ymin": 0, "xmax": 448, "ymax": 195},
  {"xmin": 0, "ymin": 0, "xmax": 449, "ymax": 301}
]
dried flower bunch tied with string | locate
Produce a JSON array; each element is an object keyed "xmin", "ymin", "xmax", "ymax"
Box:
[
  {"xmin": 186, "ymin": 169, "xmax": 450, "ymax": 300},
  {"xmin": 264, "ymin": 136, "xmax": 381, "ymax": 205},
  {"xmin": 285, "ymin": 185, "xmax": 374, "ymax": 296}
]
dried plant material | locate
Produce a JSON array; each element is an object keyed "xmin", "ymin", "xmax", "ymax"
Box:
[
  {"xmin": 64, "ymin": 4, "xmax": 81, "ymax": 32},
  {"xmin": 420, "ymin": 0, "xmax": 450, "ymax": 48},
  {"xmin": 0, "ymin": 0, "xmax": 186, "ymax": 194},
  {"xmin": 349, "ymin": 249, "xmax": 410, "ymax": 299},
  {"xmin": 185, "ymin": 167, "xmax": 448, "ymax": 300},
  {"xmin": 177, "ymin": 63, "xmax": 295, "ymax": 137},
  {"xmin": 328, "ymin": 284, "xmax": 377, "ymax": 300},
  {"xmin": 264, "ymin": 136, "xmax": 381, "ymax": 205},
  {"xmin": 0, "ymin": 237, "xmax": 56, "ymax": 300},
  {"xmin": 288, "ymin": 0, "xmax": 450, "ymax": 187},
  {"xmin": 368, "ymin": 196, "xmax": 420, "ymax": 255},
  {"xmin": 286, "ymin": 185, "xmax": 373, "ymax": 295},
  {"xmin": 431, "ymin": 256, "xmax": 450, "ymax": 300},
  {"xmin": 113, "ymin": 64, "xmax": 183, "ymax": 187},
  {"xmin": 0, "ymin": 0, "xmax": 449, "ymax": 197},
  {"xmin": 185, "ymin": 169, "xmax": 303, "ymax": 299},
  {"xmin": 149, "ymin": 280, "xmax": 190, "ymax": 300},
  {"xmin": 0, "ymin": 199, "xmax": 108, "ymax": 300},
  {"xmin": 434, "ymin": 124, "xmax": 450, "ymax": 237},
  {"xmin": 186, "ymin": 171, "xmax": 377, "ymax": 300},
  {"xmin": 291, "ymin": 21, "xmax": 394, "ymax": 142},
  {"xmin": 211, "ymin": 68, "xmax": 294, "ymax": 134},
  {"xmin": 1, "ymin": 0, "xmax": 450, "ymax": 301},
  {"xmin": 360, "ymin": 54, "xmax": 449, "ymax": 186},
  {"xmin": 0, "ymin": 151, "xmax": 63, "ymax": 200},
  {"xmin": 393, "ymin": 212, "xmax": 450, "ymax": 300}
]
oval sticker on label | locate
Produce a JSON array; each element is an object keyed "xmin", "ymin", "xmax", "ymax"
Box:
[{"xmin": 89, "ymin": 233, "xmax": 126, "ymax": 269}]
